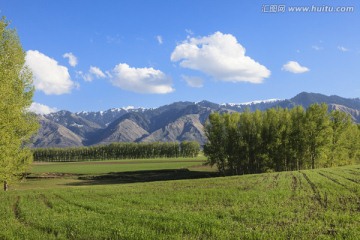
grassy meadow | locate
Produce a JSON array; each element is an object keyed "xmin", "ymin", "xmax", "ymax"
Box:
[
  {"xmin": 0, "ymin": 157, "xmax": 359, "ymax": 239},
  {"xmin": 15, "ymin": 157, "xmax": 210, "ymax": 190},
  {"xmin": 30, "ymin": 157, "xmax": 207, "ymax": 175}
]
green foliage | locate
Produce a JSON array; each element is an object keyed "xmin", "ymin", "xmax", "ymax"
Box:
[
  {"xmin": 304, "ymin": 104, "xmax": 332, "ymax": 169},
  {"xmin": 1, "ymin": 165, "xmax": 359, "ymax": 239},
  {"xmin": 180, "ymin": 141, "xmax": 200, "ymax": 157},
  {"xmin": 203, "ymin": 113, "xmax": 228, "ymax": 173},
  {"xmin": 328, "ymin": 110, "xmax": 353, "ymax": 166},
  {"xmin": 288, "ymin": 106, "xmax": 306, "ymax": 170},
  {"xmin": 0, "ymin": 17, "xmax": 39, "ymax": 188},
  {"xmin": 33, "ymin": 141, "xmax": 200, "ymax": 162},
  {"xmin": 204, "ymin": 104, "xmax": 360, "ymax": 174}
]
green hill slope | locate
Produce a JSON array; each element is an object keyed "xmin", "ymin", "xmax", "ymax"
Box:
[{"xmin": 1, "ymin": 165, "xmax": 359, "ymax": 239}]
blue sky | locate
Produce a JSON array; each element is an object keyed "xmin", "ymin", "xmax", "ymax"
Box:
[{"xmin": 1, "ymin": 0, "xmax": 360, "ymax": 113}]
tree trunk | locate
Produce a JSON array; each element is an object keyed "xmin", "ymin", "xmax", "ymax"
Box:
[
  {"xmin": 296, "ymin": 158, "xmax": 299, "ymax": 171},
  {"xmin": 4, "ymin": 181, "xmax": 8, "ymax": 191},
  {"xmin": 311, "ymin": 154, "xmax": 315, "ymax": 169}
]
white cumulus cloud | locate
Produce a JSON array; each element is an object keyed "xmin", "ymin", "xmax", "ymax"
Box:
[
  {"xmin": 171, "ymin": 31, "xmax": 270, "ymax": 83},
  {"xmin": 282, "ymin": 61, "xmax": 310, "ymax": 74},
  {"xmin": 110, "ymin": 63, "xmax": 174, "ymax": 94},
  {"xmin": 62, "ymin": 52, "xmax": 78, "ymax": 67},
  {"xmin": 182, "ymin": 75, "xmax": 204, "ymax": 88},
  {"xmin": 28, "ymin": 102, "xmax": 58, "ymax": 115},
  {"xmin": 26, "ymin": 50, "xmax": 77, "ymax": 95}
]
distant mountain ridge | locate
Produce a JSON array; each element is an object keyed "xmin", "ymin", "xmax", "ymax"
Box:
[{"xmin": 31, "ymin": 92, "xmax": 360, "ymax": 148}]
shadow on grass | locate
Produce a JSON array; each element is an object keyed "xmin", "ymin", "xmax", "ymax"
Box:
[{"xmin": 65, "ymin": 169, "xmax": 220, "ymax": 186}]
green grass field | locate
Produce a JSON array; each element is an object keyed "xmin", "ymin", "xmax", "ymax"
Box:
[
  {"xmin": 1, "ymin": 159, "xmax": 359, "ymax": 239},
  {"xmin": 15, "ymin": 157, "xmax": 210, "ymax": 190},
  {"xmin": 30, "ymin": 157, "xmax": 207, "ymax": 175}
]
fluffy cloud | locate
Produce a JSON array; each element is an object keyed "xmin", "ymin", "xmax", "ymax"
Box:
[
  {"xmin": 89, "ymin": 66, "xmax": 106, "ymax": 78},
  {"xmin": 62, "ymin": 52, "xmax": 78, "ymax": 67},
  {"xmin": 28, "ymin": 102, "xmax": 58, "ymax": 115},
  {"xmin": 282, "ymin": 61, "xmax": 310, "ymax": 74},
  {"xmin": 156, "ymin": 35, "xmax": 163, "ymax": 44},
  {"xmin": 171, "ymin": 32, "xmax": 270, "ymax": 83},
  {"xmin": 77, "ymin": 66, "xmax": 106, "ymax": 82},
  {"xmin": 26, "ymin": 50, "xmax": 77, "ymax": 95},
  {"xmin": 182, "ymin": 75, "xmax": 204, "ymax": 88},
  {"xmin": 110, "ymin": 63, "xmax": 174, "ymax": 94}
]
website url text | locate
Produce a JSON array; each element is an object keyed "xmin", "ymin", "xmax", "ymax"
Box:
[{"xmin": 262, "ymin": 5, "xmax": 355, "ymax": 13}]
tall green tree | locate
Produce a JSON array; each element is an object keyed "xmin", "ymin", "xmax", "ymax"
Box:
[
  {"xmin": 0, "ymin": 17, "xmax": 39, "ymax": 191},
  {"xmin": 301, "ymin": 104, "xmax": 332, "ymax": 169},
  {"xmin": 345, "ymin": 123, "xmax": 360, "ymax": 164},
  {"xmin": 277, "ymin": 108, "xmax": 291, "ymax": 171},
  {"xmin": 262, "ymin": 108, "xmax": 280, "ymax": 171},
  {"xmin": 204, "ymin": 112, "xmax": 228, "ymax": 174},
  {"xmin": 328, "ymin": 110, "xmax": 352, "ymax": 166},
  {"xmin": 180, "ymin": 141, "xmax": 200, "ymax": 157},
  {"xmin": 289, "ymin": 106, "xmax": 306, "ymax": 170},
  {"xmin": 223, "ymin": 113, "xmax": 241, "ymax": 174}
]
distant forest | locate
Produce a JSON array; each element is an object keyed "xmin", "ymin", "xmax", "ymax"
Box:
[
  {"xmin": 204, "ymin": 104, "xmax": 360, "ymax": 175},
  {"xmin": 33, "ymin": 141, "xmax": 200, "ymax": 162}
]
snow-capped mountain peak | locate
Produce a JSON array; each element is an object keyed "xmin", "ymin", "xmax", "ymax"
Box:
[{"xmin": 224, "ymin": 99, "xmax": 282, "ymax": 107}]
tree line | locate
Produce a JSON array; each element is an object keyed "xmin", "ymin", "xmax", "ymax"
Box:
[
  {"xmin": 33, "ymin": 141, "xmax": 200, "ymax": 162},
  {"xmin": 204, "ymin": 104, "xmax": 360, "ymax": 175}
]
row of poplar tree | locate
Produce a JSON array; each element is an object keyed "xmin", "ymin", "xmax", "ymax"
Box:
[
  {"xmin": 33, "ymin": 141, "xmax": 200, "ymax": 162},
  {"xmin": 204, "ymin": 104, "xmax": 360, "ymax": 175}
]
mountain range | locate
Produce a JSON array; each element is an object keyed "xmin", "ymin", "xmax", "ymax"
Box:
[{"xmin": 30, "ymin": 92, "xmax": 360, "ymax": 148}]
